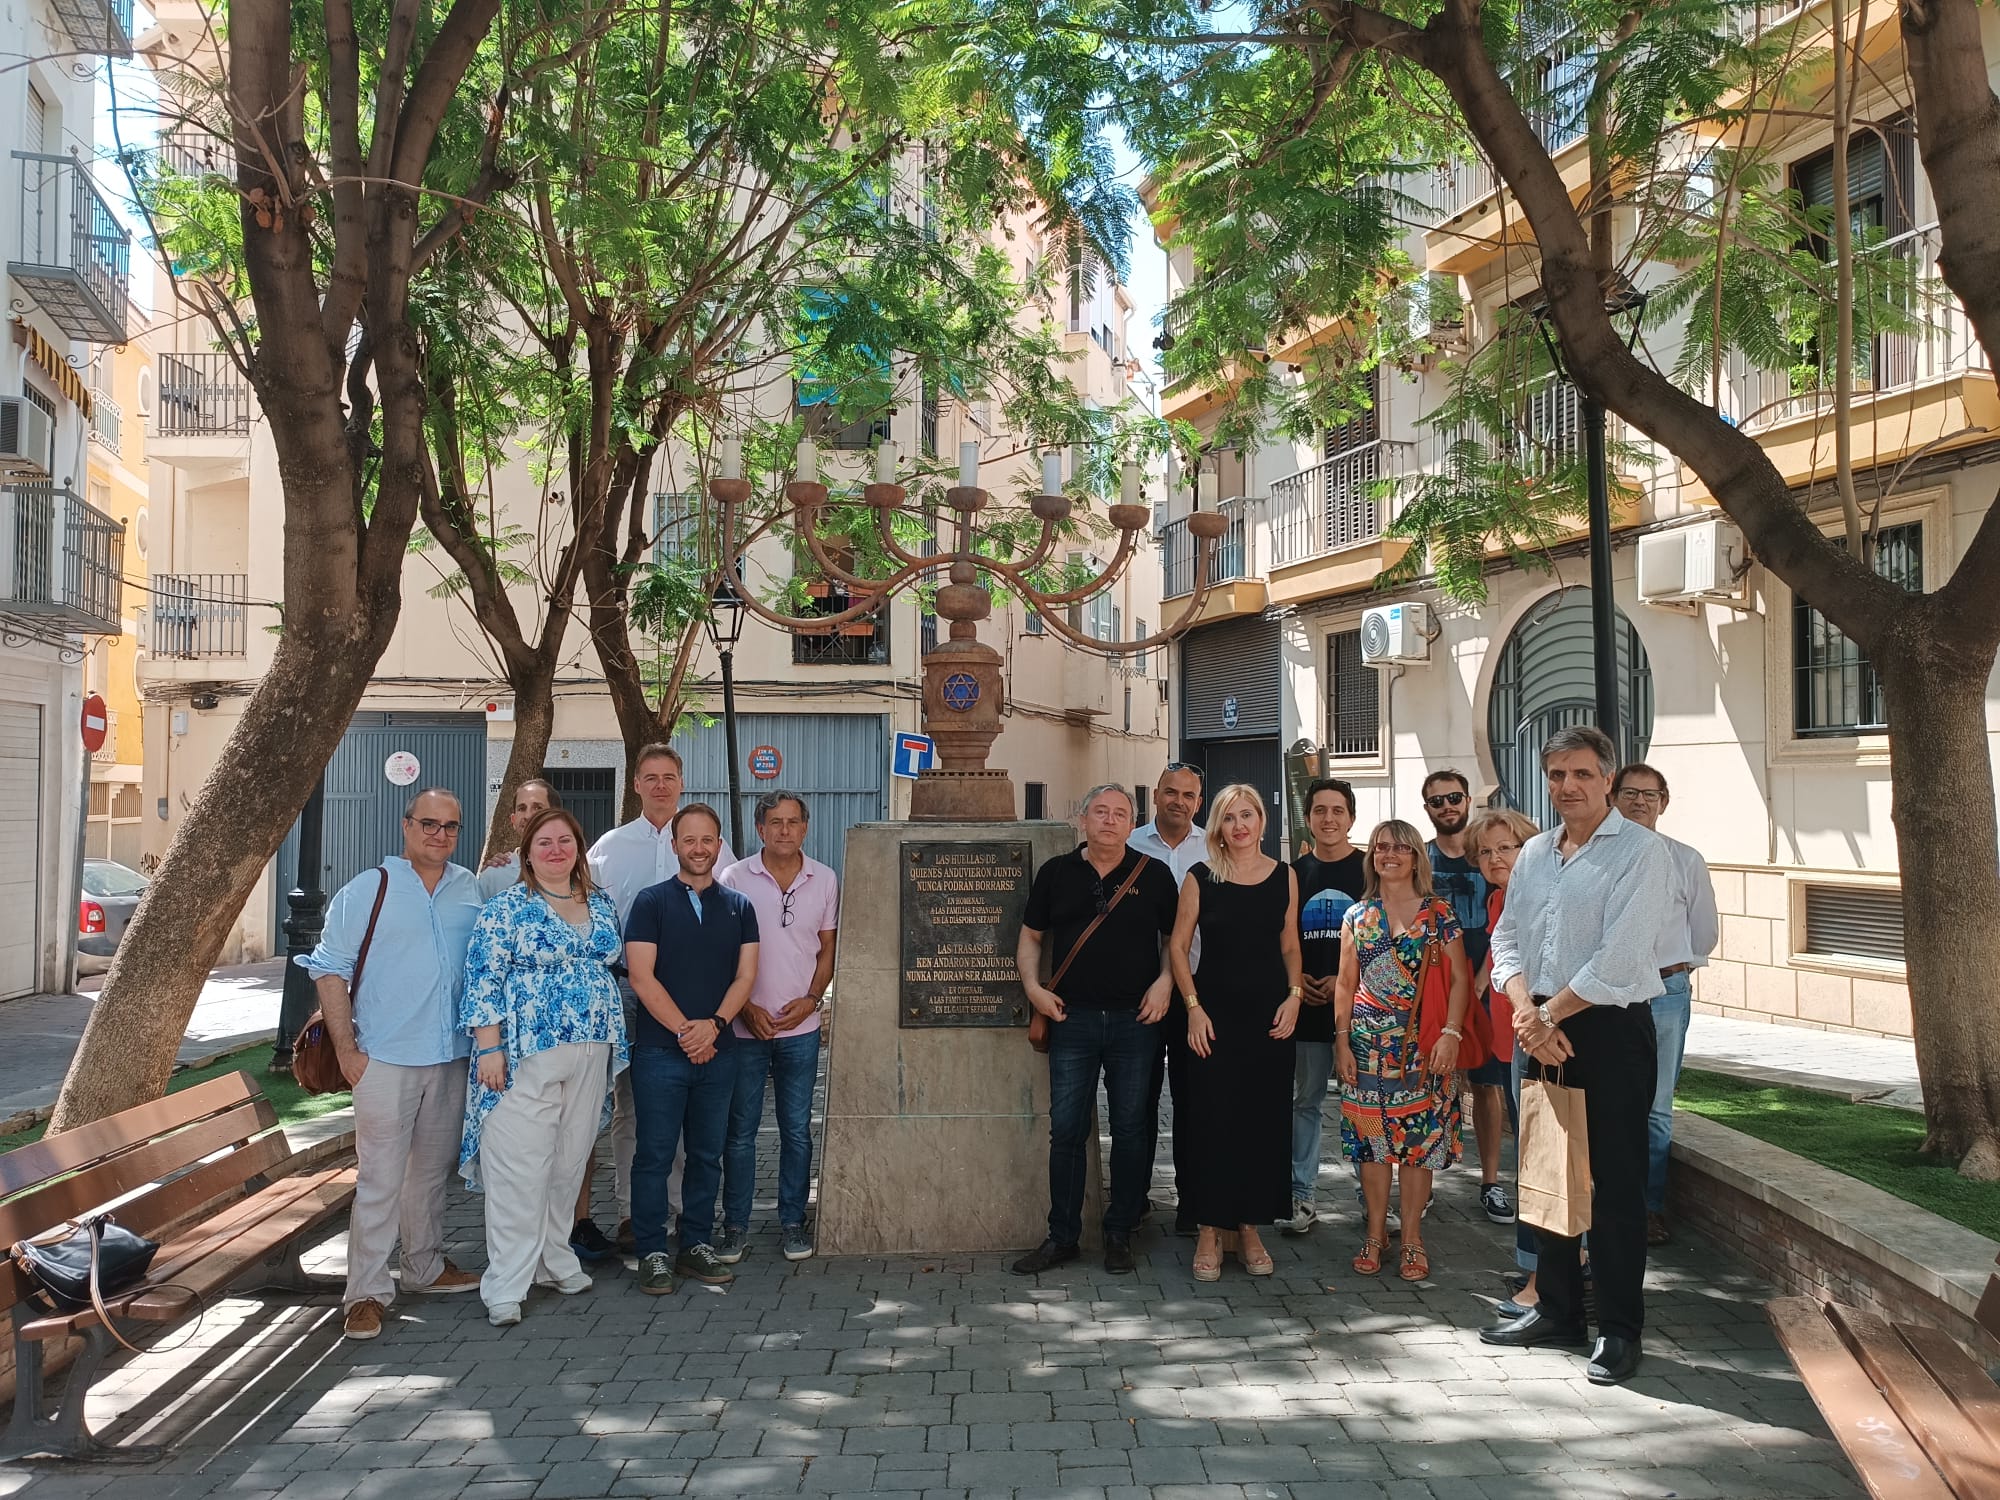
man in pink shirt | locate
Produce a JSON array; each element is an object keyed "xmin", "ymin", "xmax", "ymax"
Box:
[{"xmin": 715, "ymin": 790, "xmax": 839, "ymax": 1262}]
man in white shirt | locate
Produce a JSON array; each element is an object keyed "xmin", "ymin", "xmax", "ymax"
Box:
[
  {"xmin": 476, "ymin": 778, "xmax": 559, "ymax": 900},
  {"xmin": 1129, "ymin": 761, "xmax": 1206, "ymax": 1235},
  {"xmin": 1482, "ymin": 726, "xmax": 1671, "ymax": 1387},
  {"xmin": 576, "ymin": 743, "xmax": 738, "ymax": 1258},
  {"xmin": 1612, "ymin": 763, "xmax": 1720, "ymax": 1247}
]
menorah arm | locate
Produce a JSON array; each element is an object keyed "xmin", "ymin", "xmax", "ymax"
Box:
[
  {"xmin": 1020, "ymin": 528, "xmax": 1139, "ymax": 607},
  {"xmin": 973, "ymin": 548, "xmax": 1218, "ymax": 659},
  {"xmin": 715, "ymin": 556, "xmax": 926, "ymax": 635}
]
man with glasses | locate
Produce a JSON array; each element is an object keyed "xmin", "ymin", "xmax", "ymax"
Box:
[
  {"xmin": 1611, "ymin": 764, "xmax": 1718, "ymax": 1246},
  {"xmin": 717, "ymin": 791, "xmax": 838, "ymax": 1263},
  {"xmin": 1130, "ymin": 762, "xmax": 1208, "ymax": 1234},
  {"xmin": 1014, "ymin": 784, "xmax": 1178, "ymax": 1274},
  {"xmin": 1422, "ymin": 768, "xmax": 1512, "ymax": 1226},
  {"xmin": 304, "ymin": 787, "xmax": 485, "ymax": 1339}
]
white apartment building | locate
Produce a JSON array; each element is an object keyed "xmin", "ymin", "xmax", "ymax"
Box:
[
  {"xmin": 1155, "ymin": 0, "xmax": 1984, "ymax": 1040},
  {"xmin": 0, "ymin": 0, "xmax": 133, "ymax": 997},
  {"xmin": 133, "ymin": 5, "xmax": 1166, "ymax": 959}
]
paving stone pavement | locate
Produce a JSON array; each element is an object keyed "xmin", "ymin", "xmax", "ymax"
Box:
[{"xmin": 0, "ymin": 1069, "xmax": 1865, "ymax": 1500}]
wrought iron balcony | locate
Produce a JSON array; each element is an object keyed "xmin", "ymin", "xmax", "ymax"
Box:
[
  {"xmin": 1429, "ymin": 372, "xmax": 1587, "ymax": 479},
  {"xmin": 1160, "ymin": 501, "xmax": 1250, "ymax": 599},
  {"xmin": 9, "ymin": 154, "xmax": 132, "ymax": 344},
  {"xmin": 45, "ymin": 0, "xmax": 132, "ymax": 57},
  {"xmin": 88, "ymin": 394, "xmax": 121, "ymax": 456},
  {"xmin": 1266, "ymin": 441, "xmax": 1409, "ymax": 568},
  {"xmin": 0, "ymin": 483, "xmax": 124, "ymax": 636},
  {"xmin": 150, "ymin": 573, "xmax": 248, "ymax": 658},
  {"xmin": 154, "ymin": 128, "xmax": 235, "ymax": 182},
  {"xmin": 156, "ymin": 352, "xmax": 253, "ymax": 436}
]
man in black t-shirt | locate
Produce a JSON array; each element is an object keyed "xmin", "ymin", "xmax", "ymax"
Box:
[
  {"xmin": 1285, "ymin": 778, "xmax": 1366, "ymax": 1235},
  {"xmin": 1012, "ymin": 784, "xmax": 1179, "ymax": 1276}
]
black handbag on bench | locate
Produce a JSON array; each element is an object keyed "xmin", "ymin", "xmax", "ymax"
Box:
[{"xmin": 12, "ymin": 1215, "xmax": 160, "ymax": 1349}]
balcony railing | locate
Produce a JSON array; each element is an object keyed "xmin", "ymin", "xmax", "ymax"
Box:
[
  {"xmin": 155, "ymin": 128, "xmax": 236, "ymax": 181},
  {"xmin": 1434, "ymin": 31, "xmax": 1592, "ymax": 223},
  {"xmin": 9, "ymin": 154, "xmax": 132, "ymax": 344},
  {"xmin": 151, "ymin": 573, "xmax": 248, "ymax": 658},
  {"xmin": 1718, "ymin": 224, "xmax": 1990, "ymax": 432},
  {"xmin": 46, "ymin": 0, "xmax": 132, "ymax": 57},
  {"xmin": 88, "ymin": 394, "xmax": 121, "ymax": 456},
  {"xmin": 1430, "ymin": 372, "xmax": 1587, "ymax": 479},
  {"xmin": 1267, "ymin": 442, "xmax": 1411, "ymax": 568},
  {"xmin": 1160, "ymin": 500, "xmax": 1252, "ymax": 599},
  {"xmin": 0, "ymin": 483, "xmax": 123, "ymax": 635},
  {"xmin": 157, "ymin": 352, "xmax": 254, "ymax": 436}
]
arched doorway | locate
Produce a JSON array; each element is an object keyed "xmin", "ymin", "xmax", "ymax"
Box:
[{"xmin": 1486, "ymin": 590, "xmax": 1654, "ymax": 828}]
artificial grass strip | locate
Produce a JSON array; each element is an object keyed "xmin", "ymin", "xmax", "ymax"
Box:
[
  {"xmin": 0, "ymin": 1044, "xmax": 351, "ymax": 1154},
  {"xmin": 1674, "ymin": 1067, "xmax": 2000, "ymax": 1240}
]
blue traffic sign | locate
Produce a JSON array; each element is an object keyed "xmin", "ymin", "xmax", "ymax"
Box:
[{"xmin": 892, "ymin": 732, "xmax": 937, "ymax": 780}]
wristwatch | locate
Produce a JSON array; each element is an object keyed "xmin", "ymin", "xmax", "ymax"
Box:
[{"xmin": 1536, "ymin": 1001, "xmax": 1556, "ymax": 1030}]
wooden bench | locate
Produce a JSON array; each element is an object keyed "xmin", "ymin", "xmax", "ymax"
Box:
[
  {"xmin": 1769, "ymin": 1255, "xmax": 2000, "ymax": 1499},
  {"xmin": 0, "ymin": 1071, "xmax": 357, "ymax": 1460}
]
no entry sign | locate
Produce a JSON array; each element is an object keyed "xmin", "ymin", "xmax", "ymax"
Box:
[{"xmin": 80, "ymin": 694, "xmax": 108, "ymax": 755}]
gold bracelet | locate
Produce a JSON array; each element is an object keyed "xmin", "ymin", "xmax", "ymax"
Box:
[
  {"xmin": 1183, "ymin": 994, "xmax": 1202, "ymax": 1010},
  {"xmin": 1286, "ymin": 985, "xmax": 1303, "ymax": 1000}
]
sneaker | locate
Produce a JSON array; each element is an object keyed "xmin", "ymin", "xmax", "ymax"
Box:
[
  {"xmin": 615, "ymin": 1218, "xmax": 636, "ymax": 1254},
  {"xmin": 712, "ymin": 1226, "xmax": 748, "ymax": 1265},
  {"xmin": 639, "ymin": 1252, "xmax": 676, "ymax": 1295},
  {"xmin": 540, "ymin": 1271, "xmax": 592, "ymax": 1295},
  {"xmin": 675, "ymin": 1243, "xmax": 736, "ymax": 1286},
  {"xmin": 487, "ymin": 1302, "xmax": 522, "ymax": 1327},
  {"xmin": 1481, "ymin": 1184, "xmax": 1516, "ymax": 1224},
  {"xmin": 1279, "ymin": 1200, "xmax": 1316, "ymax": 1236},
  {"xmin": 342, "ymin": 1299, "xmax": 385, "ymax": 1340},
  {"xmin": 569, "ymin": 1218, "xmax": 616, "ymax": 1264},
  {"xmin": 781, "ymin": 1224, "xmax": 815, "ymax": 1262},
  {"xmin": 409, "ymin": 1259, "xmax": 480, "ymax": 1294}
]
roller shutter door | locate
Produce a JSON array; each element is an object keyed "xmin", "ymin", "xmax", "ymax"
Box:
[{"xmin": 0, "ymin": 703, "xmax": 43, "ymax": 999}]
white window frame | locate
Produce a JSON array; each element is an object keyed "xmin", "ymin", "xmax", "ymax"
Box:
[{"xmin": 1314, "ymin": 609, "xmax": 1390, "ymax": 774}]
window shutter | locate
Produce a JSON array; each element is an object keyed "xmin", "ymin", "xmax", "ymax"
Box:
[{"xmin": 1802, "ymin": 885, "xmax": 1904, "ymax": 965}]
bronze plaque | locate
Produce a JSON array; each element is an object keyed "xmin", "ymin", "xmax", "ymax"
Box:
[{"xmin": 899, "ymin": 840, "xmax": 1033, "ymax": 1027}]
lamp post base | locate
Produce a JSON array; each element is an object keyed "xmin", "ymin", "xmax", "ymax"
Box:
[{"xmin": 910, "ymin": 768, "xmax": 1015, "ymax": 822}]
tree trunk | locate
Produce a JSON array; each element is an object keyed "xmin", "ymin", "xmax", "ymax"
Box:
[
  {"xmin": 49, "ymin": 616, "xmax": 393, "ymax": 1129},
  {"xmin": 1880, "ymin": 613, "xmax": 2000, "ymax": 1177},
  {"xmin": 483, "ymin": 664, "xmax": 557, "ymax": 861}
]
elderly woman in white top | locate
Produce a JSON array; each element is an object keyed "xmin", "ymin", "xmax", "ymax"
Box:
[{"xmin": 459, "ymin": 807, "xmax": 628, "ymax": 1328}]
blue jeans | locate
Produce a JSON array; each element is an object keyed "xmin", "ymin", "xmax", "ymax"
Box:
[
  {"xmin": 722, "ymin": 1029, "xmax": 821, "ymax": 1230},
  {"xmin": 1647, "ymin": 972, "xmax": 1693, "ymax": 1213},
  {"xmin": 1291, "ymin": 1041, "xmax": 1335, "ymax": 1204},
  {"xmin": 630, "ymin": 1043, "xmax": 738, "ymax": 1256},
  {"xmin": 1510, "ymin": 1048, "xmax": 1537, "ymax": 1272},
  {"xmin": 1046, "ymin": 1007, "xmax": 1157, "ymax": 1245}
]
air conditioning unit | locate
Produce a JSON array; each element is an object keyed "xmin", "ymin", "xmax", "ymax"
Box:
[
  {"xmin": 1360, "ymin": 601, "xmax": 1433, "ymax": 665},
  {"xmin": 0, "ymin": 398, "xmax": 53, "ymax": 479},
  {"xmin": 1637, "ymin": 518, "xmax": 1749, "ymax": 605}
]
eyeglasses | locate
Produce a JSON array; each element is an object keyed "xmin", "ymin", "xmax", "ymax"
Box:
[
  {"xmin": 1425, "ymin": 791, "xmax": 1466, "ymax": 810},
  {"xmin": 780, "ymin": 889, "xmax": 798, "ymax": 928},
  {"xmin": 1476, "ymin": 841, "xmax": 1523, "ymax": 859},
  {"xmin": 1617, "ymin": 788, "xmax": 1665, "ymax": 804},
  {"xmin": 409, "ymin": 818, "xmax": 462, "ymax": 837}
]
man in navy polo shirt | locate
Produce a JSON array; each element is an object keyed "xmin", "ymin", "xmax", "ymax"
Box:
[{"xmin": 624, "ymin": 803, "xmax": 760, "ymax": 1294}]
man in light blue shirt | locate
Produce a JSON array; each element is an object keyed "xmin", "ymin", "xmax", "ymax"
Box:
[{"xmin": 304, "ymin": 787, "xmax": 485, "ymax": 1340}]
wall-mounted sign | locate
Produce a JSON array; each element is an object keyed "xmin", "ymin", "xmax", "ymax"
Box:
[
  {"xmin": 749, "ymin": 745, "xmax": 782, "ymax": 780},
  {"xmin": 384, "ymin": 751, "xmax": 421, "ymax": 786}
]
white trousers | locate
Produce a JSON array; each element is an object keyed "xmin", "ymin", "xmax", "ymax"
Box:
[
  {"xmin": 345, "ymin": 1058, "xmax": 466, "ymax": 1309},
  {"xmin": 478, "ymin": 1041, "xmax": 612, "ymax": 1307}
]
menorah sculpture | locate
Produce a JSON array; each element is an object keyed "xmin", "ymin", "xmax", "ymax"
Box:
[{"xmin": 709, "ymin": 438, "xmax": 1231, "ymax": 820}]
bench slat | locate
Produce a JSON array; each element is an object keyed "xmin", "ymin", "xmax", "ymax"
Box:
[
  {"xmin": 1827, "ymin": 1303, "xmax": 2000, "ymax": 1500},
  {"xmin": 1900, "ymin": 1321, "xmax": 2000, "ymax": 1453},
  {"xmin": 0, "ymin": 1098, "xmax": 277, "ymax": 1249},
  {"xmin": 17, "ymin": 1163, "xmax": 358, "ymax": 1340},
  {"xmin": 0, "ymin": 1074, "xmax": 266, "ymax": 1198},
  {"xmin": 1769, "ymin": 1298, "xmax": 1955, "ymax": 1500}
]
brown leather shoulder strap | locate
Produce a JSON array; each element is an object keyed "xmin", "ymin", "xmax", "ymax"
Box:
[
  {"xmin": 1049, "ymin": 855, "xmax": 1151, "ymax": 991},
  {"xmin": 347, "ymin": 867, "xmax": 392, "ymax": 1004}
]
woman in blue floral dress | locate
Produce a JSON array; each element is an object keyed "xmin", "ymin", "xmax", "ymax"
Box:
[
  {"xmin": 1334, "ymin": 819, "xmax": 1473, "ymax": 1283},
  {"xmin": 459, "ymin": 807, "xmax": 628, "ymax": 1328}
]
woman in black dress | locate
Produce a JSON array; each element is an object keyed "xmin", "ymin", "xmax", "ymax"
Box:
[{"xmin": 1167, "ymin": 783, "xmax": 1302, "ymax": 1281}]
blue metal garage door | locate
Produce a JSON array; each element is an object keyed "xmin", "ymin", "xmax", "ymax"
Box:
[{"xmin": 672, "ymin": 713, "xmax": 889, "ymax": 877}]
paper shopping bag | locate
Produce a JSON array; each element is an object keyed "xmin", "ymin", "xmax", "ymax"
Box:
[{"xmin": 1516, "ymin": 1069, "xmax": 1592, "ymax": 1237}]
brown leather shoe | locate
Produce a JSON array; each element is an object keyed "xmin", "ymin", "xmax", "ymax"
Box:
[
  {"xmin": 410, "ymin": 1259, "xmax": 481, "ymax": 1294},
  {"xmin": 343, "ymin": 1299, "xmax": 386, "ymax": 1340},
  {"xmin": 1646, "ymin": 1212, "xmax": 1672, "ymax": 1246},
  {"xmin": 615, "ymin": 1218, "xmax": 635, "ymax": 1254}
]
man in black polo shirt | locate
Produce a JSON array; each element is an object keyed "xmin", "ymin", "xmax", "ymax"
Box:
[
  {"xmin": 1012, "ymin": 784, "xmax": 1178, "ymax": 1275},
  {"xmin": 624, "ymin": 803, "xmax": 760, "ymax": 1295}
]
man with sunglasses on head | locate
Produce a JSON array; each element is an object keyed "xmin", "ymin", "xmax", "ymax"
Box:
[
  {"xmin": 1422, "ymin": 769, "xmax": 1512, "ymax": 1226},
  {"xmin": 303, "ymin": 788, "xmax": 486, "ymax": 1340},
  {"xmin": 716, "ymin": 791, "xmax": 838, "ymax": 1264}
]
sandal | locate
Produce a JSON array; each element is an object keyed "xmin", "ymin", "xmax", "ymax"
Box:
[
  {"xmin": 1400, "ymin": 1243, "xmax": 1430, "ymax": 1282},
  {"xmin": 1240, "ymin": 1240, "xmax": 1275, "ymax": 1277},
  {"xmin": 1352, "ymin": 1236, "xmax": 1386, "ymax": 1276},
  {"xmin": 1193, "ymin": 1232, "xmax": 1223, "ymax": 1282}
]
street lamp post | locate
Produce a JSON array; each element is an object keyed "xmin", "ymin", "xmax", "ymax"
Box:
[
  {"xmin": 706, "ymin": 575, "xmax": 748, "ymax": 853},
  {"xmin": 271, "ymin": 769, "xmax": 327, "ymax": 1072},
  {"xmin": 1533, "ymin": 283, "xmax": 1648, "ymax": 760}
]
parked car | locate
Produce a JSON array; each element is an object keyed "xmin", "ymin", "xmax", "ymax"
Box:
[{"xmin": 78, "ymin": 859, "xmax": 148, "ymax": 975}]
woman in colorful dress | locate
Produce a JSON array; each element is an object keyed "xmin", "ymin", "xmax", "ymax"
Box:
[
  {"xmin": 1333, "ymin": 818, "xmax": 1473, "ymax": 1282},
  {"xmin": 459, "ymin": 807, "xmax": 628, "ymax": 1329},
  {"xmin": 1168, "ymin": 783, "xmax": 1302, "ymax": 1281}
]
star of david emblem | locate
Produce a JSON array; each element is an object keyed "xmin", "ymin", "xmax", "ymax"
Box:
[{"xmin": 941, "ymin": 672, "xmax": 980, "ymax": 712}]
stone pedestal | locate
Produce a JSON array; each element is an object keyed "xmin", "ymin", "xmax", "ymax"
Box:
[{"xmin": 819, "ymin": 819, "xmax": 1101, "ymax": 1254}]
